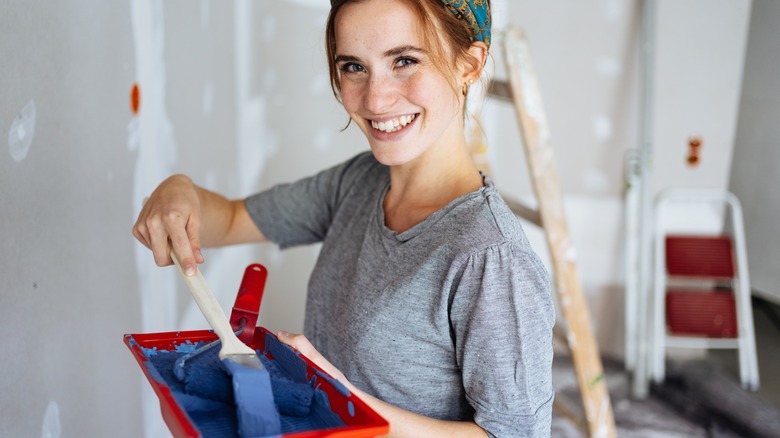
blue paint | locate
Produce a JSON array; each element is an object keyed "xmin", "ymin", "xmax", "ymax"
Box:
[
  {"xmin": 314, "ymin": 369, "xmax": 351, "ymax": 397},
  {"xmin": 269, "ymin": 379, "xmax": 313, "ymax": 417},
  {"xmin": 348, "ymin": 401, "xmax": 355, "ymax": 417},
  {"xmin": 265, "ymin": 333, "xmax": 309, "ymax": 383},
  {"xmin": 141, "ymin": 335, "xmax": 345, "ymax": 437},
  {"xmin": 223, "ymin": 358, "xmax": 281, "ymax": 437}
]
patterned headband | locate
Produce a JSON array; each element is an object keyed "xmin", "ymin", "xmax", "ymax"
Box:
[{"xmin": 439, "ymin": 0, "xmax": 491, "ymax": 49}]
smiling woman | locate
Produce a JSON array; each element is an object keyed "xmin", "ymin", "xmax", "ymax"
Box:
[{"xmin": 132, "ymin": 0, "xmax": 555, "ymax": 436}]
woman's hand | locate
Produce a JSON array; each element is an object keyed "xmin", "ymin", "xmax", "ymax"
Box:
[
  {"xmin": 133, "ymin": 175, "xmax": 204, "ymax": 275},
  {"xmin": 275, "ymin": 331, "xmax": 487, "ymax": 438},
  {"xmin": 133, "ymin": 175, "xmax": 267, "ymax": 276}
]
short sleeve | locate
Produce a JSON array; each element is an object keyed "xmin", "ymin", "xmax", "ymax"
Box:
[
  {"xmin": 450, "ymin": 242, "xmax": 555, "ymax": 437},
  {"xmin": 244, "ymin": 152, "xmax": 375, "ymax": 249}
]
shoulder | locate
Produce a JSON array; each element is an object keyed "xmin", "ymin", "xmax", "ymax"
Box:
[
  {"xmin": 326, "ymin": 151, "xmax": 387, "ymax": 197},
  {"xmin": 451, "ymin": 175, "xmax": 537, "ymax": 259},
  {"xmin": 444, "ymin": 176, "xmax": 551, "ymax": 293},
  {"xmin": 338, "ymin": 150, "xmax": 385, "ymax": 181}
]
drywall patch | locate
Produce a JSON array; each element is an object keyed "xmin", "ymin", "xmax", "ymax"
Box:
[
  {"xmin": 8, "ymin": 99, "xmax": 36, "ymax": 162},
  {"xmin": 41, "ymin": 400, "xmax": 61, "ymax": 438}
]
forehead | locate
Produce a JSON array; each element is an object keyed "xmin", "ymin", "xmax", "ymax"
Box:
[{"xmin": 334, "ymin": 0, "xmax": 424, "ymax": 54}]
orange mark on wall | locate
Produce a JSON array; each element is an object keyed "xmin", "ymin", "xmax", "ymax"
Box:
[
  {"xmin": 687, "ymin": 136, "xmax": 702, "ymax": 167},
  {"xmin": 130, "ymin": 83, "xmax": 141, "ymax": 115}
]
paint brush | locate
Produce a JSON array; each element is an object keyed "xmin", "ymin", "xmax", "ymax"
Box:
[{"xmin": 170, "ymin": 252, "xmax": 281, "ymax": 437}]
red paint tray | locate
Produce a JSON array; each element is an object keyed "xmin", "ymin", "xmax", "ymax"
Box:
[{"xmin": 124, "ymin": 264, "xmax": 388, "ymax": 438}]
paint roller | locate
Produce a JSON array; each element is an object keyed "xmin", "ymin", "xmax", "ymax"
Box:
[{"xmin": 174, "ymin": 335, "xmax": 314, "ymax": 417}]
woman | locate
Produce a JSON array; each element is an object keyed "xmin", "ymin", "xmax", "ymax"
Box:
[{"xmin": 133, "ymin": 0, "xmax": 555, "ymax": 436}]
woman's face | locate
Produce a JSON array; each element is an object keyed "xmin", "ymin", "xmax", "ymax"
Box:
[{"xmin": 334, "ymin": 0, "xmax": 464, "ymax": 167}]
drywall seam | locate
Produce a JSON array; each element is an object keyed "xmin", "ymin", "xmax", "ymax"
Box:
[{"xmin": 129, "ymin": 0, "xmax": 178, "ymax": 436}]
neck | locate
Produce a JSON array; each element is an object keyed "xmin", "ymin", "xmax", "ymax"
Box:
[{"xmin": 383, "ymin": 141, "xmax": 483, "ymax": 233}]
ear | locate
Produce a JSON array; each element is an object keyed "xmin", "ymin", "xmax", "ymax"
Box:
[{"xmin": 461, "ymin": 41, "xmax": 488, "ymax": 84}]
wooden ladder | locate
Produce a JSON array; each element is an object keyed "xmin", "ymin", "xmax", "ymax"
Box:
[{"xmin": 471, "ymin": 26, "xmax": 617, "ymax": 438}]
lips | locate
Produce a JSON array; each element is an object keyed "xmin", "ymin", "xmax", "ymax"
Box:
[{"xmin": 370, "ymin": 114, "xmax": 417, "ymax": 133}]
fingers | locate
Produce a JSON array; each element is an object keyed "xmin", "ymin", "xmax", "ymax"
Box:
[
  {"xmin": 131, "ymin": 176, "xmax": 204, "ymax": 273},
  {"xmin": 185, "ymin": 217, "xmax": 205, "ymax": 264},
  {"xmin": 169, "ymin": 221, "xmax": 197, "ymax": 276}
]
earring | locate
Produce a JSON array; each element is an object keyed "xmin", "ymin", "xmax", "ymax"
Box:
[{"xmin": 462, "ymin": 79, "xmax": 474, "ymax": 97}]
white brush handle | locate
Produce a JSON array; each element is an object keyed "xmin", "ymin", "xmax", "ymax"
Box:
[{"xmin": 170, "ymin": 252, "xmax": 255, "ymax": 359}]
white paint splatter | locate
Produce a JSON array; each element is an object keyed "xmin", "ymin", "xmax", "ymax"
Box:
[
  {"xmin": 8, "ymin": 99, "xmax": 36, "ymax": 162},
  {"xmin": 592, "ymin": 113, "xmax": 613, "ymax": 142},
  {"xmin": 599, "ymin": 0, "xmax": 625, "ymax": 22},
  {"xmin": 126, "ymin": 117, "xmax": 139, "ymax": 152},
  {"xmin": 200, "ymin": 0, "xmax": 210, "ymax": 28},
  {"xmin": 583, "ymin": 167, "xmax": 611, "ymax": 193},
  {"xmin": 313, "ymin": 126, "xmax": 332, "ymax": 151},
  {"xmin": 41, "ymin": 400, "xmax": 61, "ymax": 438},
  {"xmin": 203, "ymin": 81, "xmax": 213, "ymax": 116},
  {"xmin": 564, "ymin": 244, "xmax": 577, "ymax": 262},
  {"xmin": 595, "ymin": 57, "xmax": 623, "ymax": 78},
  {"xmin": 310, "ymin": 75, "xmax": 330, "ymax": 96}
]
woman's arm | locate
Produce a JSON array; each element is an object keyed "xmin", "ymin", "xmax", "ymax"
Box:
[
  {"xmin": 276, "ymin": 331, "xmax": 488, "ymax": 438},
  {"xmin": 132, "ymin": 174, "xmax": 266, "ymax": 275}
]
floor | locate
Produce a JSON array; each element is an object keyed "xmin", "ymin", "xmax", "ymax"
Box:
[{"xmin": 551, "ymin": 296, "xmax": 780, "ymax": 437}]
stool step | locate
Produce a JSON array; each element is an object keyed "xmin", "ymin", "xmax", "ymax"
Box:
[
  {"xmin": 666, "ymin": 235, "xmax": 735, "ymax": 278},
  {"xmin": 666, "ymin": 290, "xmax": 737, "ymax": 338}
]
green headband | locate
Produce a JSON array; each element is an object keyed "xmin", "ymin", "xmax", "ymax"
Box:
[{"xmin": 440, "ymin": 0, "xmax": 491, "ymax": 49}]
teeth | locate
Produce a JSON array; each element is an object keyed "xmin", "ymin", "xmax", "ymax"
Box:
[{"xmin": 371, "ymin": 114, "xmax": 416, "ymax": 133}]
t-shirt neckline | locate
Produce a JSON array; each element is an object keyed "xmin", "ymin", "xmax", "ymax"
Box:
[{"xmin": 375, "ymin": 173, "xmax": 492, "ymax": 243}]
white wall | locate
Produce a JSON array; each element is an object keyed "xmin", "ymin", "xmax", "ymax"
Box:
[
  {"xmin": 730, "ymin": 0, "xmax": 780, "ymax": 305},
  {"xmin": 0, "ymin": 0, "xmax": 754, "ymax": 436}
]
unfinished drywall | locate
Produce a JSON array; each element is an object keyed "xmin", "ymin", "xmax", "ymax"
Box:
[
  {"xmin": 1, "ymin": 1, "xmax": 141, "ymax": 436},
  {"xmin": 1, "ymin": 0, "xmax": 362, "ymax": 436},
  {"xmin": 730, "ymin": 0, "xmax": 780, "ymax": 305}
]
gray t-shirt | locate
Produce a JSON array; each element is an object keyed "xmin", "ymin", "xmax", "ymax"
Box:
[{"xmin": 246, "ymin": 152, "xmax": 554, "ymax": 437}]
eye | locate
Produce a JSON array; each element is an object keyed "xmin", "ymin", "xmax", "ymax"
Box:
[
  {"xmin": 395, "ymin": 57, "xmax": 418, "ymax": 68},
  {"xmin": 340, "ymin": 62, "xmax": 365, "ymax": 74}
]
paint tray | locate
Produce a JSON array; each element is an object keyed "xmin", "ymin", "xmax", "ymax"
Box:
[{"xmin": 124, "ymin": 264, "xmax": 388, "ymax": 438}]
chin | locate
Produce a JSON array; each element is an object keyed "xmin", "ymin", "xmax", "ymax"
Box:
[{"xmin": 368, "ymin": 146, "xmax": 423, "ymax": 168}]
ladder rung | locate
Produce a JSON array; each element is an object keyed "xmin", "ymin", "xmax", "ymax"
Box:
[
  {"xmin": 501, "ymin": 193, "xmax": 542, "ymax": 227},
  {"xmin": 487, "ymin": 79, "xmax": 513, "ymax": 102}
]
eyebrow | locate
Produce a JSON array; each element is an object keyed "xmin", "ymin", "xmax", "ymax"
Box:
[
  {"xmin": 384, "ymin": 45, "xmax": 426, "ymax": 57},
  {"xmin": 335, "ymin": 45, "xmax": 427, "ymax": 64}
]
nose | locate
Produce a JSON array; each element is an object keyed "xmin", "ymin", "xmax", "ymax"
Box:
[{"xmin": 363, "ymin": 73, "xmax": 397, "ymax": 114}]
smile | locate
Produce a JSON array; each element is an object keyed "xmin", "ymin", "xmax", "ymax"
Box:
[{"xmin": 370, "ymin": 114, "xmax": 417, "ymax": 133}]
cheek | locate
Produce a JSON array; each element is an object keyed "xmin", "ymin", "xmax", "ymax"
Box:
[
  {"xmin": 414, "ymin": 81, "xmax": 459, "ymax": 116},
  {"xmin": 339, "ymin": 82, "xmax": 363, "ymax": 113}
]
